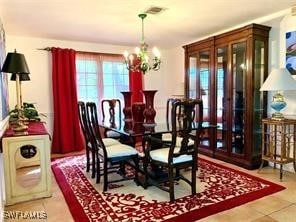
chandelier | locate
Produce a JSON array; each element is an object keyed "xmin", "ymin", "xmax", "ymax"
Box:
[{"xmin": 124, "ymin": 13, "xmax": 161, "ymax": 74}]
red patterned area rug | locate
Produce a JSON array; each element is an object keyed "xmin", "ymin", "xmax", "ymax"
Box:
[{"xmin": 51, "ymin": 155, "xmax": 285, "ymax": 222}]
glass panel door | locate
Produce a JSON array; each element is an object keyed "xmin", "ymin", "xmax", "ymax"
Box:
[
  {"xmin": 199, "ymin": 51, "xmax": 210, "ymax": 121},
  {"xmin": 216, "ymin": 47, "xmax": 228, "ymax": 151},
  {"xmin": 231, "ymin": 42, "xmax": 246, "ymax": 154},
  {"xmin": 199, "ymin": 51, "xmax": 210, "ymax": 147},
  {"xmin": 189, "ymin": 56, "xmax": 197, "ymax": 99},
  {"xmin": 253, "ymin": 40, "xmax": 265, "ymax": 155}
]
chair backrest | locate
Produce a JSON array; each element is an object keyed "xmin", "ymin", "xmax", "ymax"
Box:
[
  {"xmin": 166, "ymin": 98, "xmax": 181, "ymax": 123},
  {"xmin": 78, "ymin": 101, "xmax": 91, "ymax": 144},
  {"xmin": 166, "ymin": 98, "xmax": 196, "ymax": 124},
  {"xmin": 169, "ymin": 99, "xmax": 203, "ymax": 161},
  {"xmin": 86, "ymin": 102, "xmax": 107, "ymax": 155},
  {"xmin": 101, "ymin": 99, "xmax": 121, "ymax": 126}
]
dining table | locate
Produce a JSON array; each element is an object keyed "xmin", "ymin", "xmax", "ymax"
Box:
[{"xmin": 99, "ymin": 119, "xmax": 214, "ymax": 137}]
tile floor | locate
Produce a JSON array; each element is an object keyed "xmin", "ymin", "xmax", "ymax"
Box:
[{"xmin": 4, "ymin": 152, "xmax": 296, "ymax": 222}]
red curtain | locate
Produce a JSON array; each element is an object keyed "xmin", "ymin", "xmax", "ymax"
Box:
[
  {"xmin": 51, "ymin": 47, "xmax": 84, "ymax": 154},
  {"xmin": 129, "ymin": 56, "xmax": 143, "ymax": 103}
]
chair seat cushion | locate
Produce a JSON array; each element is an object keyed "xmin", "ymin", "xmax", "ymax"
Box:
[
  {"xmin": 106, "ymin": 130, "xmax": 121, "ymax": 138},
  {"xmin": 102, "ymin": 138, "xmax": 120, "ymax": 146},
  {"xmin": 149, "ymin": 147, "xmax": 192, "ymax": 164},
  {"xmin": 106, "ymin": 144, "xmax": 138, "ymax": 158},
  {"xmin": 162, "ymin": 134, "xmax": 195, "ymax": 147}
]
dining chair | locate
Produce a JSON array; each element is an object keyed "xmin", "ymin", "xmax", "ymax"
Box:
[
  {"xmin": 86, "ymin": 102, "xmax": 139, "ymax": 191},
  {"xmin": 101, "ymin": 99, "xmax": 122, "ymax": 139},
  {"xmin": 162, "ymin": 98, "xmax": 195, "ymax": 147},
  {"xmin": 144, "ymin": 99, "xmax": 203, "ymax": 202},
  {"xmin": 78, "ymin": 101, "xmax": 120, "ymax": 179}
]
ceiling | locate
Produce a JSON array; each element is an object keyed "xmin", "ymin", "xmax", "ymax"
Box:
[{"xmin": 0, "ymin": 0, "xmax": 295, "ymax": 48}]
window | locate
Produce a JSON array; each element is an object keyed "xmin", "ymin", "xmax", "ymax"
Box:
[
  {"xmin": 76, "ymin": 59, "xmax": 98, "ymax": 103},
  {"xmin": 76, "ymin": 52, "xmax": 129, "ymax": 120},
  {"xmin": 102, "ymin": 61, "xmax": 129, "ymax": 98}
]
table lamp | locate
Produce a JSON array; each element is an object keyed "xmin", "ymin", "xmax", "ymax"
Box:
[
  {"xmin": 260, "ymin": 68, "xmax": 296, "ymax": 120},
  {"xmin": 10, "ymin": 73, "xmax": 30, "ymax": 108},
  {"xmin": 1, "ymin": 50, "xmax": 30, "ymax": 135}
]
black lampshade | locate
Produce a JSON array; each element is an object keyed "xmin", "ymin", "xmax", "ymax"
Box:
[
  {"xmin": 1, "ymin": 51, "xmax": 30, "ymax": 74},
  {"xmin": 10, "ymin": 73, "xmax": 30, "ymax": 81}
]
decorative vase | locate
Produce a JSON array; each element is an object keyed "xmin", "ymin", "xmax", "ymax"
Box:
[
  {"xmin": 132, "ymin": 102, "xmax": 145, "ymax": 123},
  {"xmin": 121, "ymin": 91, "xmax": 133, "ymax": 121},
  {"xmin": 132, "ymin": 122, "xmax": 145, "ymax": 135},
  {"xmin": 142, "ymin": 90, "xmax": 157, "ymax": 124}
]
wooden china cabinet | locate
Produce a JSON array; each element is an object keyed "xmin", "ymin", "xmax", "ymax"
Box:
[{"xmin": 183, "ymin": 24, "xmax": 271, "ymax": 169}]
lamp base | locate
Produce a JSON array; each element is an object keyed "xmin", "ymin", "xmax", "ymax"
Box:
[
  {"xmin": 11, "ymin": 120, "xmax": 28, "ymax": 136},
  {"xmin": 270, "ymin": 92, "xmax": 286, "ymax": 121},
  {"xmin": 271, "ymin": 112, "xmax": 285, "ymax": 120}
]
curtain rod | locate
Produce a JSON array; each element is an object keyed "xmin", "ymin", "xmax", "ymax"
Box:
[
  {"xmin": 37, "ymin": 47, "xmax": 124, "ymax": 57},
  {"xmin": 37, "ymin": 47, "xmax": 51, "ymax": 51}
]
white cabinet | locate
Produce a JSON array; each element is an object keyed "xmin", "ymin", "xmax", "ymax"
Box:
[{"xmin": 2, "ymin": 134, "xmax": 51, "ymax": 205}]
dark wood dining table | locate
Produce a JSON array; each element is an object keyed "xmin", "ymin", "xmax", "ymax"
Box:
[{"xmin": 99, "ymin": 120, "xmax": 217, "ymax": 146}]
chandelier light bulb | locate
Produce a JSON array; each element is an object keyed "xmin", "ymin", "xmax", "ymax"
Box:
[
  {"xmin": 123, "ymin": 51, "xmax": 129, "ymax": 60},
  {"xmin": 129, "ymin": 54, "xmax": 134, "ymax": 62},
  {"xmin": 135, "ymin": 47, "xmax": 140, "ymax": 55},
  {"xmin": 153, "ymin": 47, "xmax": 161, "ymax": 58}
]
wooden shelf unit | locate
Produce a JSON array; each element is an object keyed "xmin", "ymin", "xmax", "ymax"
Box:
[{"xmin": 261, "ymin": 118, "xmax": 296, "ymax": 180}]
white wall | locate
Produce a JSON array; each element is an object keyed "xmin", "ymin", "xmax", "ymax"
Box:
[{"xmin": 145, "ymin": 47, "xmax": 185, "ymax": 120}]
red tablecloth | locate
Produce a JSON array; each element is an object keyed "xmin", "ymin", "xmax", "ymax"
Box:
[{"xmin": 3, "ymin": 121, "xmax": 49, "ymax": 137}]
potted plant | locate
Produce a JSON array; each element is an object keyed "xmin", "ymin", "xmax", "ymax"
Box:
[{"xmin": 9, "ymin": 102, "xmax": 41, "ymax": 123}]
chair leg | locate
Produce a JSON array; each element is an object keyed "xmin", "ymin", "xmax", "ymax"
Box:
[
  {"xmin": 104, "ymin": 128, "xmax": 108, "ymax": 138},
  {"xmin": 192, "ymin": 161, "xmax": 197, "ymax": 195},
  {"xmin": 133, "ymin": 156, "xmax": 139, "ymax": 185},
  {"xmin": 143, "ymin": 156, "xmax": 149, "ymax": 189},
  {"xmin": 86, "ymin": 149, "xmax": 90, "ymax": 172},
  {"xmin": 91, "ymin": 150, "xmax": 96, "ymax": 178},
  {"xmin": 169, "ymin": 165, "xmax": 175, "ymax": 202},
  {"xmin": 120, "ymin": 162, "xmax": 126, "ymax": 176},
  {"xmin": 96, "ymin": 153, "xmax": 101, "ymax": 183},
  {"xmin": 103, "ymin": 160, "xmax": 108, "ymax": 191},
  {"xmin": 176, "ymin": 168, "xmax": 180, "ymax": 180}
]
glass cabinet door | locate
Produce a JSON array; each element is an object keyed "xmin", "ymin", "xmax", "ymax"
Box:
[
  {"xmin": 216, "ymin": 47, "xmax": 228, "ymax": 151},
  {"xmin": 198, "ymin": 51, "xmax": 210, "ymax": 121},
  {"xmin": 198, "ymin": 51, "xmax": 211, "ymax": 147},
  {"xmin": 231, "ymin": 42, "xmax": 246, "ymax": 154},
  {"xmin": 188, "ymin": 56, "xmax": 197, "ymax": 99},
  {"xmin": 253, "ymin": 40, "xmax": 265, "ymax": 155}
]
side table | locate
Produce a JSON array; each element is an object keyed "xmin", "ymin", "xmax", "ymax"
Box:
[
  {"xmin": 260, "ymin": 118, "xmax": 296, "ymax": 180},
  {"xmin": 2, "ymin": 122, "xmax": 52, "ymax": 205}
]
